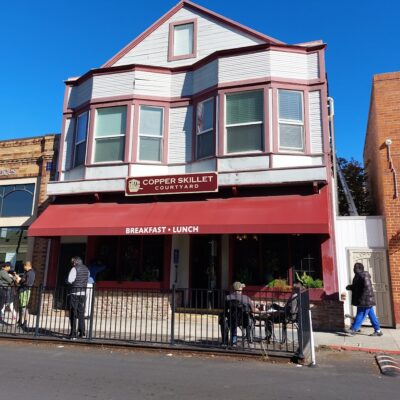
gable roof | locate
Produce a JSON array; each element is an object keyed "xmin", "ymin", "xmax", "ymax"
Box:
[{"xmin": 102, "ymin": 0, "xmax": 284, "ymax": 68}]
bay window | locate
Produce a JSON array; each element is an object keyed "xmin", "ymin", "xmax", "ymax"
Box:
[
  {"xmin": 196, "ymin": 98, "xmax": 214, "ymax": 159},
  {"xmin": 226, "ymin": 90, "xmax": 264, "ymax": 153},
  {"xmin": 74, "ymin": 111, "xmax": 88, "ymax": 167},
  {"xmin": 139, "ymin": 106, "xmax": 164, "ymax": 162},
  {"xmin": 94, "ymin": 106, "xmax": 126, "ymax": 163},
  {"xmin": 278, "ymin": 90, "xmax": 304, "ymax": 151}
]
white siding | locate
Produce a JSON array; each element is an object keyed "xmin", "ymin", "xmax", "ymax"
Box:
[
  {"xmin": 171, "ymin": 72, "xmax": 193, "ymax": 97},
  {"xmin": 218, "ymin": 155, "xmax": 270, "ymax": 172},
  {"xmin": 92, "ymin": 71, "xmax": 135, "ymax": 99},
  {"xmin": 113, "ymin": 6, "xmax": 263, "ymax": 68},
  {"xmin": 68, "ymin": 78, "xmax": 93, "ymax": 108},
  {"xmin": 219, "ymin": 51, "xmax": 270, "ymax": 83},
  {"xmin": 63, "ymin": 118, "xmax": 75, "ymax": 171},
  {"xmin": 309, "ymin": 90, "xmax": 324, "ymax": 153},
  {"xmin": 134, "ymin": 70, "xmax": 171, "ymax": 97},
  {"xmin": 168, "ymin": 106, "xmax": 193, "ymax": 163},
  {"xmin": 272, "ymin": 155, "xmax": 322, "ymax": 168},
  {"xmin": 85, "ymin": 165, "xmax": 129, "ymax": 180},
  {"xmin": 193, "ymin": 60, "xmax": 218, "ymax": 93},
  {"xmin": 270, "ymin": 51, "xmax": 319, "ymax": 80}
]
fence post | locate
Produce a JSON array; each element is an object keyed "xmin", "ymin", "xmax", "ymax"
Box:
[
  {"xmin": 88, "ymin": 284, "xmax": 96, "ymax": 341},
  {"xmin": 296, "ymin": 286, "xmax": 305, "ymax": 360},
  {"xmin": 34, "ymin": 284, "xmax": 43, "ymax": 337},
  {"xmin": 170, "ymin": 285, "xmax": 176, "ymax": 346}
]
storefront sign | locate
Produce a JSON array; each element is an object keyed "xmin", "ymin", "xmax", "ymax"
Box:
[
  {"xmin": 125, "ymin": 172, "xmax": 218, "ymax": 196},
  {"xmin": 0, "ymin": 169, "xmax": 17, "ymax": 176},
  {"xmin": 126, "ymin": 225, "xmax": 200, "ymax": 235}
]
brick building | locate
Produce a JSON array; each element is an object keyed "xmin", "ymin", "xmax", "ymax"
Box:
[
  {"xmin": 0, "ymin": 135, "xmax": 59, "ymax": 284},
  {"xmin": 364, "ymin": 72, "xmax": 400, "ymax": 328}
]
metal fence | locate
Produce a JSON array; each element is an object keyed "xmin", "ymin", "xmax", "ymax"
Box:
[{"xmin": 0, "ymin": 285, "xmax": 311, "ymax": 361}]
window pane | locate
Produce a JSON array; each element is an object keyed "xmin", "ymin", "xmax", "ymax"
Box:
[
  {"xmin": 139, "ymin": 107, "xmax": 163, "ymax": 136},
  {"xmin": 197, "ymin": 130, "xmax": 214, "ymax": 159},
  {"xmin": 0, "ymin": 228, "xmax": 28, "ymax": 272},
  {"xmin": 94, "ymin": 137, "xmax": 125, "ymax": 162},
  {"xmin": 279, "ymin": 90, "xmax": 303, "ymax": 121},
  {"xmin": 279, "ymin": 124, "xmax": 304, "ymax": 150},
  {"xmin": 227, "ymin": 124, "xmax": 263, "ymax": 153},
  {"xmin": 226, "ymin": 91, "xmax": 263, "ymax": 125},
  {"xmin": 95, "ymin": 106, "xmax": 126, "ymax": 137},
  {"xmin": 174, "ymin": 23, "xmax": 193, "ymax": 56},
  {"xmin": 76, "ymin": 112, "xmax": 88, "ymax": 143},
  {"xmin": 2, "ymin": 188, "xmax": 34, "ymax": 217},
  {"xmin": 197, "ymin": 99, "xmax": 214, "ymax": 133},
  {"xmin": 75, "ymin": 142, "xmax": 86, "ymax": 166},
  {"xmin": 140, "ymin": 137, "xmax": 162, "ymax": 161}
]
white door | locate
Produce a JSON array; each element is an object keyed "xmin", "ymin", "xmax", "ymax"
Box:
[{"xmin": 348, "ymin": 249, "xmax": 392, "ymax": 327}]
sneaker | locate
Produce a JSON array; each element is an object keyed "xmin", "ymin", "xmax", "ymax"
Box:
[
  {"xmin": 370, "ymin": 330, "xmax": 383, "ymax": 337},
  {"xmin": 344, "ymin": 328, "xmax": 356, "ymax": 336}
]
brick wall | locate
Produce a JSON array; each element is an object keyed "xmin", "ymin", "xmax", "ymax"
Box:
[
  {"xmin": 364, "ymin": 72, "xmax": 400, "ymax": 327},
  {"xmin": 0, "ymin": 134, "xmax": 59, "ymax": 284},
  {"xmin": 310, "ymin": 300, "xmax": 344, "ymax": 331}
]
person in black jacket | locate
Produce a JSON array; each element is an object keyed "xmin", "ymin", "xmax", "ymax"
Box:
[
  {"xmin": 17, "ymin": 261, "xmax": 36, "ymax": 328},
  {"xmin": 67, "ymin": 256, "xmax": 89, "ymax": 339},
  {"xmin": 345, "ymin": 262, "xmax": 383, "ymax": 336}
]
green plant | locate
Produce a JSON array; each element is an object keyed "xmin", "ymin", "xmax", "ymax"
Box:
[
  {"xmin": 295, "ymin": 272, "xmax": 323, "ymax": 288},
  {"xmin": 267, "ymin": 279, "xmax": 290, "ymax": 289}
]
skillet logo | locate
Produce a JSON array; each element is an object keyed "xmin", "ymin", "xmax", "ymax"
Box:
[{"xmin": 128, "ymin": 179, "xmax": 141, "ymax": 193}]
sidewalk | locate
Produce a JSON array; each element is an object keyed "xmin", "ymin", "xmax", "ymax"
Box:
[{"xmin": 314, "ymin": 327, "xmax": 400, "ymax": 354}]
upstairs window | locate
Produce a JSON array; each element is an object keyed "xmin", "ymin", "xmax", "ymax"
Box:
[
  {"xmin": 196, "ymin": 98, "xmax": 214, "ymax": 159},
  {"xmin": 169, "ymin": 20, "xmax": 196, "ymax": 61},
  {"xmin": 139, "ymin": 106, "xmax": 164, "ymax": 162},
  {"xmin": 226, "ymin": 90, "xmax": 264, "ymax": 154},
  {"xmin": 74, "ymin": 112, "xmax": 88, "ymax": 167},
  {"xmin": 0, "ymin": 184, "xmax": 35, "ymax": 217},
  {"xmin": 94, "ymin": 106, "xmax": 126, "ymax": 163},
  {"xmin": 278, "ymin": 90, "xmax": 304, "ymax": 151}
]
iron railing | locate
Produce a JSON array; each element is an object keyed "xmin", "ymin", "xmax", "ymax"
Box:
[{"xmin": 0, "ymin": 285, "xmax": 311, "ymax": 361}]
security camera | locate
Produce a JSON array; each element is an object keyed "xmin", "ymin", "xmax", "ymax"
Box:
[{"xmin": 385, "ymin": 139, "xmax": 392, "ymax": 146}]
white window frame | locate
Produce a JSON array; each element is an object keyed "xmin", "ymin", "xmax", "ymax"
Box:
[
  {"xmin": 73, "ymin": 111, "xmax": 88, "ymax": 168},
  {"xmin": 278, "ymin": 90, "xmax": 305, "ymax": 152},
  {"xmin": 93, "ymin": 106, "xmax": 127, "ymax": 163},
  {"xmin": 196, "ymin": 97, "xmax": 214, "ymax": 160},
  {"xmin": 138, "ymin": 105, "xmax": 164, "ymax": 163},
  {"xmin": 225, "ymin": 90, "xmax": 264, "ymax": 155}
]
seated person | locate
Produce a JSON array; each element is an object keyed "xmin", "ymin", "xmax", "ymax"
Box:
[
  {"xmin": 220, "ymin": 281, "xmax": 255, "ymax": 346},
  {"xmin": 264, "ymin": 284, "xmax": 300, "ymax": 343}
]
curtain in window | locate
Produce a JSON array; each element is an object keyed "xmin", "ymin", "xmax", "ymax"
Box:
[
  {"xmin": 94, "ymin": 106, "xmax": 126, "ymax": 162},
  {"xmin": 196, "ymin": 98, "xmax": 214, "ymax": 159},
  {"xmin": 173, "ymin": 23, "xmax": 193, "ymax": 56},
  {"xmin": 139, "ymin": 106, "xmax": 163, "ymax": 161},
  {"xmin": 226, "ymin": 91, "xmax": 263, "ymax": 153}
]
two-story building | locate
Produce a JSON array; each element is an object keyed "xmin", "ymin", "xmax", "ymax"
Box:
[{"xmin": 29, "ymin": 0, "xmax": 338, "ymax": 310}]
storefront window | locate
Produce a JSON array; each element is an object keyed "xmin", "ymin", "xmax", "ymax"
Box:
[
  {"xmin": 93, "ymin": 236, "xmax": 164, "ymax": 282},
  {"xmin": 233, "ymin": 234, "xmax": 288, "ymax": 286},
  {"xmin": 291, "ymin": 235, "xmax": 322, "ymax": 280},
  {"xmin": 0, "ymin": 227, "xmax": 28, "ymax": 273},
  {"xmin": 0, "ymin": 184, "xmax": 35, "ymax": 217}
]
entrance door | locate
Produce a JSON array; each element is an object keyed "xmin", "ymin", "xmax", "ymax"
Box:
[
  {"xmin": 190, "ymin": 235, "xmax": 220, "ymax": 289},
  {"xmin": 348, "ymin": 249, "xmax": 392, "ymax": 326},
  {"xmin": 54, "ymin": 243, "xmax": 86, "ymax": 309}
]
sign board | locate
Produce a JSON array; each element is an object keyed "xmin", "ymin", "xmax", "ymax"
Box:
[{"xmin": 125, "ymin": 172, "xmax": 218, "ymax": 196}]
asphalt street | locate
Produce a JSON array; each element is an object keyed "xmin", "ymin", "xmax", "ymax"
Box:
[{"xmin": 0, "ymin": 340, "xmax": 398, "ymax": 400}]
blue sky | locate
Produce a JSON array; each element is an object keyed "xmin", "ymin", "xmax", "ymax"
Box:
[{"xmin": 0, "ymin": 0, "xmax": 399, "ymax": 162}]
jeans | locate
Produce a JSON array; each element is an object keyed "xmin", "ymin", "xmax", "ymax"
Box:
[{"xmin": 352, "ymin": 306, "xmax": 381, "ymax": 331}]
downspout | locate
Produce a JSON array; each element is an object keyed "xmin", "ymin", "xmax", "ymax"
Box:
[{"xmin": 385, "ymin": 139, "xmax": 398, "ymax": 198}]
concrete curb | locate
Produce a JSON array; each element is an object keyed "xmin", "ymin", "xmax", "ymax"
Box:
[{"xmin": 323, "ymin": 344, "xmax": 400, "ymax": 355}]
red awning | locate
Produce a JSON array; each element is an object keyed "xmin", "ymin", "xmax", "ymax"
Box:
[{"xmin": 28, "ymin": 190, "xmax": 330, "ymax": 237}]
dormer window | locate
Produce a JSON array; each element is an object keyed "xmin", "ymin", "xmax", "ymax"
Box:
[{"xmin": 168, "ymin": 19, "xmax": 197, "ymax": 61}]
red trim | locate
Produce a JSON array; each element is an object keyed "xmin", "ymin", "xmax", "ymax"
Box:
[
  {"xmin": 70, "ymin": 43, "xmax": 326, "ymax": 87},
  {"xmin": 46, "ymin": 238, "xmax": 60, "ymax": 287},
  {"xmin": 168, "ymin": 18, "xmax": 197, "ymax": 62},
  {"xmin": 102, "ymin": 0, "xmax": 283, "ymax": 68},
  {"xmin": 28, "ymin": 188, "xmax": 331, "ymax": 237}
]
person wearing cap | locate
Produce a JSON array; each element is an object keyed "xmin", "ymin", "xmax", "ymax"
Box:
[{"xmin": 223, "ymin": 281, "xmax": 255, "ymax": 346}]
